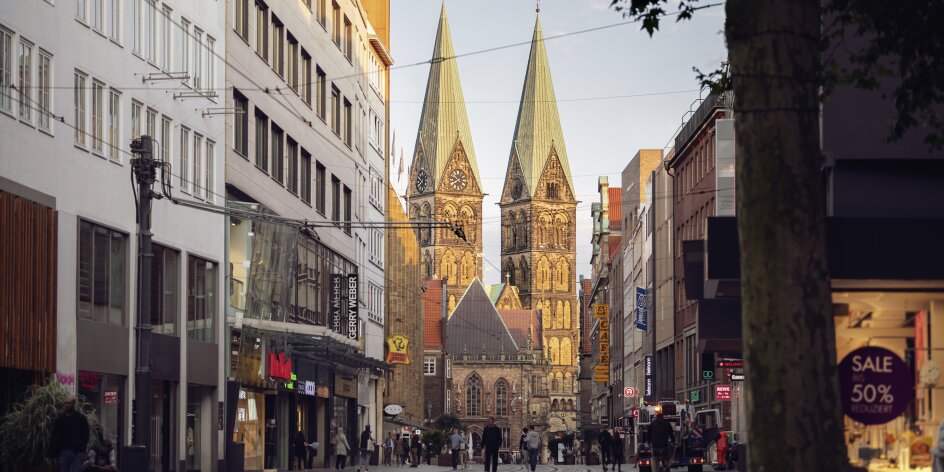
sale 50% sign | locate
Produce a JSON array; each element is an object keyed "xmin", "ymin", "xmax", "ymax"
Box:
[{"xmin": 838, "ymin": 346, "xmax": 913, "ymax": 425}]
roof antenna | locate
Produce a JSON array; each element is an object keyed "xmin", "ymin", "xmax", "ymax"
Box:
[{"xmin": 536, "ymin": 1, "xmax": 540, "ymax": 13}]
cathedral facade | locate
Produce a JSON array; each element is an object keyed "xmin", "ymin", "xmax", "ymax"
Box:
[{"xmin": 408, "ymin": 5, "xmax": 580, "ymax": 438}]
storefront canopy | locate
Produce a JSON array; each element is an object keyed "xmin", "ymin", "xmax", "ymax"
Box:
[{"xmin": 288, "ymin": 334, "xmax": 390, "ymax": 373}]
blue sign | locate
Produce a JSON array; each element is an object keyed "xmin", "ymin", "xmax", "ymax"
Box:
[{"xmin": 635, "ymin": 287, "xmax": 648, "ymax": 331}]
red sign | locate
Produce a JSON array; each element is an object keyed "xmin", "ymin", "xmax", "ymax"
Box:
[
  {"xmin": 623, "ymin": 387, "xmax": 636, "ymax": 398},
  {"xmin": 104, "ymin": 390, "xmax": 118, "ymax": 406},
  {"xmin": 718, "ymin": 361, "xmax": 744, "ymax": 368},
  {"xmin": 715, "ymin": 385, "xmax": 732, "ymax": 401},
  {"xmin": 268, "ymin": 352, "xmax": 292, "ymax": 381},
  {"xmin": 631, "ymin": 408, "xmax": 639, "ymax": 419}
]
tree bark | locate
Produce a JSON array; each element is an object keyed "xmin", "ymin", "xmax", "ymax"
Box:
[{"xmin": 727, "ymin": 0, "xmax": 848, "ymax": 470}]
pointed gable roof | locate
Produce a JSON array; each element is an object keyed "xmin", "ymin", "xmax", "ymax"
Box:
[
  {"xmin": 498, "ymin": 309, "xmax": 543, "ymax": 350},
  {"xmin": 445, "ymin": 279, "xmax": 519, "ymax": 355},
  {"xmin": 508, "ymin": 14, "xmax": 573, "ymax": 196},
  {"xmin": 412, "ymin": 4, "xmax": 481, "ymax": 188}
]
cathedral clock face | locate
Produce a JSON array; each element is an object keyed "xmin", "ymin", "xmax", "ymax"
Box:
[
  {"xmin": 511, "ymin": 179, "xmax": 523, "ymax": 200},
  {"xmin": 416, "ymin": 170, "xmax": 429, "ymax": 193},
  {"xmin": 449, "ymin": 169, "xmax": 468, "ymax": 191}
]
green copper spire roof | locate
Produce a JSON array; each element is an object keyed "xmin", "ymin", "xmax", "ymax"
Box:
[
  {"xmin": 508, "ymin": 14, "xmax": 573, "ymax": 196},
  {"xmin": 413, "ymin": 3, "xmax": 480, "ymax": 188}
]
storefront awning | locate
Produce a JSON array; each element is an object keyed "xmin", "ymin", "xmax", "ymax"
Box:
[{"xmin": 288, "ymin": 334, "xmax": 391, "ymax": 372}]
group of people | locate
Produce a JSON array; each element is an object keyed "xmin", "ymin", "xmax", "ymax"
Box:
[{"xmin": 47, "ymin": 396, "xmax": 117, "ymax": 472}]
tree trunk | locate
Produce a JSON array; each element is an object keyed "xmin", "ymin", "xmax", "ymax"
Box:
[{"xmin": 726, "ymin": 0, "xmax": 848, "ymax": 470}]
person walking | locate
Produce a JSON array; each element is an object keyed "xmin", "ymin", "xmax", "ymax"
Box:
[
  {"xmin": 385, "ymin": 432, "xmax": 395, "ymax": 466},
  {"xmin": 573, "ymin": 437, "xmax": 583, "ymax": 465},
  {"xmin": 359, "ymin": 425, "xmax": 375, "ymax": 472},
  {"xmin": 610, "ymin": 430, "xmax": 624, "ymax": 472},
  {"xmin": 393, "ymin": 434, "xmax": 404, "ymax": 466},
  {"xmin": 524, "ymin": 427, "xmax": 541, "ymax": 472},
  {"xmin": 401, "ymin": 435, "xmax": 411, "ymax": 466},
  {"xmin": 482, "ymin": 417, "xmax": 502, "ymax": 472},
  {"xmin": 716, "ymin": 431, "xmax": 728, "ymax": 469},
  {"xmin": 336, "ymin": 428, "xmax": 352, "ymax": 470},
  {"xmin": 49, "ymin": 396, "xmax": 89, "ymax": 472},
  {"xmin": 293, "ymin": 430, "xmax": 309, "ymax": 470},
  {"xmin": 449, "ymin": 428, "xmax": 467, "ymax": 470},
  {"xmin": 410, "ymin": 430, "xmax": 421, "ymax": 467},
  {"xmin": 519, "ymin": 428, "xmax": 529, "ymax": 466},
  {"xmin": 598, "ymin": 428, "xmax": 613, "ymax": 471}
]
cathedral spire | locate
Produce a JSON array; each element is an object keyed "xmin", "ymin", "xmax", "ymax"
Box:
[
  {"xmin": 412, "ymin": 2, "xmax": 481, "ymax": 189},
  {"xmin": 507, "ymin": 12, "xmax": 574, "ymax": 197}
]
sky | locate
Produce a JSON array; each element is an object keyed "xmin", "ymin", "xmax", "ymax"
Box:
[{"xmin": 388, "ymin": 0, "xmax": 727, "ymax": 284}]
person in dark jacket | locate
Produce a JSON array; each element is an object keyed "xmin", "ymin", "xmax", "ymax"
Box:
[
  {"xmin": 481, "ymin": 417, "xmax": 502, "ymax": 472},
  {"xmin": 49, "ymin": 396, "xmax": 90, "ymax": 472},
  {"xmin": 410, "ymin": 430, "xmax": 422, "ymax": 467},
  {"xmin": 597, "ymin": 428, "xmax": 612, "ymax": 471},
  {"xmin": 292, "ymin": 431, "xmax": 308, "ymax": 470},
  {"xmin": 609, "ymin": 429, "xmax": 624, "ymax": 472},
  {"xmin": 401, "ymin": 436, "xmax": 411, "ymax": 466},
  {"xmin": 359, "ymin": 425, "xmax": 375, "ymax": 472}
]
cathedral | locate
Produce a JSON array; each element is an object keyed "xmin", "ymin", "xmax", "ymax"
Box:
[{"xmin": 410, "ymin": 4, "xmax": 580, "ymax": 440}]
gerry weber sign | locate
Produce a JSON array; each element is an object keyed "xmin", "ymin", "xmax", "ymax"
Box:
[{"xmin": 838, "ymin": 346, "xmax": 912, "ymax": 425}]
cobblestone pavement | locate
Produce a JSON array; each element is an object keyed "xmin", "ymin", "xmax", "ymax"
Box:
[{"xmin": 289, "ymin": 463, "xmax": 723, "ymax": 472}]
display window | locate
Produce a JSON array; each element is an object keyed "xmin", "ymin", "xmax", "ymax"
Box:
[
  {"xmin": 78, "ymin": 371, "xmax": 124, "ymax": 460},
  {"xmin": 235, "ymin": 388, "xmax": 266, "ymax": 469}
]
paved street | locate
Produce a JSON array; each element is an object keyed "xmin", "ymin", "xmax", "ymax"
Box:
[{"xmin": 288, "ymin": 464, "xmax": 726, "ymax": 472}]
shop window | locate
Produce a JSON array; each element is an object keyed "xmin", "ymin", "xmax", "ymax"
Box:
[
  {"xmin": 77, "ymin": 220, "xmax": 128, "ymax": 325},
  {"xmin": 186, "ymin": 386, "xmax": 206, "ymax": 470},
  {"xmin": 151, "ymin": 244, "xmax": 179, "ymax": 335},
  {"xmin": 78, "ymin": 371, "xmax": 123, "ymax": 464},
  {"xmin": 235, "ymin": 389, "xmax": 266, "ymax": 469},
  {"xmin": 187, "ymin": 255, "xmax": 217, "ymax": 342}
]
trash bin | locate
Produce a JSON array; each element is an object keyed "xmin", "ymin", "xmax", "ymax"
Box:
[{"xmin": 120, "ymin": 445, "xmax": 148, "ymax": 471}]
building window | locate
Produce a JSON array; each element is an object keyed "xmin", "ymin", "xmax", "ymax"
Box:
[
  {"xmin": 206, "ymin": 36, "xmax": 215, "ymax": 91},
  {"xmin": 160, "ymin": 6, "xmax": 171, "ymax": 71},
  {"xmin": 316, "ymin": 162, "xmax": 326, "ymax": 214},
  {"xmin": 343, "ymin": 185, "xmax": 351, "ymax": 234},
  {"xmin": 108, "ymin": 90, "xmax": 120, "ymax": 160},
  {"xmin": 331, "ymin": 176, "xmax": 340, "ymax": 221},
  {"xmin": 205, "ymin": 140, "xmax": 215, "ymax": 201},
  {"xmin": 146, "ymin": 108, "xmax": 156, "ymax": 141},
  {"xmin": 301, "ymin": 50, "xmax": 311, "ymax": 105},
  {"xmin": 77, "ymin": 0, "xmax": 88, "ymax": 22},
  {"xmin": 316, "ymin": 66, "xmax": 326, "ymax": 119},
  {"xmin": 233, "ymin": 90, "xmax": 248, "ymax": 157},
  {"xmin": 423, "ymin": 357, "xmax": 436, "ymax": 376},
  {"xmin": 301, "ymin": 149, "xmax": 311, "ymax": 204},
  {"xmin": 330, "ymin": 85, "xmax": 340, "ymax": 135},
  {"xmin": 287, "ymin": 138, "xmax": 298, "ymax": 194},
  {"xmin": 17, "ymin": 39, "xmax": 32, "ymax": 122},
  {"xmin": 466, "ymin": 374, "xmax": 482, "ymax": 417},
  {"xmin": 77, "ymin": 220, "xmax": 127, "ymax": 325},
  {"xmin": 343, "ymin": 98, "xmax": 352, "ymax": 146},
  {"xmin": 179, "ymin": 18, "xmax": 190, "ymax": 76},
  {"xmin": 159, "ymin": 115, "xmax": 171, "ymax": 165},
  {"xmin": 254, "ymin": 109, "xmax": 268, "ymax": 172},
  {"xmin": 255, "ymin": 1, "xmax": 268, "ymax": 61},
  {"xmin": 132, "ymin": 0, "xmax": 142, "ymax": 53},
  {"xmin": 234, "ymin": 0, "xmax": 249, "ymax": 40},
  {"xmin": 0, "ymin": 28, "xmax": 13, "ymax": 112},
  {"xmin": 74, "ymin": 71, "xmax": 87, "ymax": 146},
  {"xmin": 317, "ymin": 0, "xmax": 327, "ymax": 26},
  {"xmin": 179, "ymin": 127, "xmax": 190, "ymax": 191},
  {"xmin": 193, "ymin": 133, "xmax": 203, "ymax": 195},
  {"xmin": 130, "ymin": 100, "xmax": 141, "ymax": 139},
  {"xmin": 37, "ymin": 51, "xmax": 52, "ymax": 131},
  {"xmin": 331, "ymin": 1, "xmax": 341, "ymax": 46},
  {"xmin": 343, "ymin": 16, "xmax": 352, "ymax": 61},
  {"xmin": 90, "ymin": 81, "xmax": 104, "ymax": 152},
  {"xmin": 145, "ymin": 0, "xmax": 156, "ymax": 62},
  {"xmin": 187, "ymin": 256, "xmax": 217, "ymax": 343},
  {"xmin": 271, "ymin": 16, "xmax": 284, "ymax": 77},
  {"xmin": 152, "ymin": 244, "xmax": 179, "ymax": 335},
  {"xmin": 91, "ymin": 0, "xmax": 104, "ymax": 31},
  {"xmin": 108, "ymin": 0, "xmax": 120, "ymax": 41},
  {"xmin": 287, "ymin": 34, "xmax": 298, "ymax": 92},
  {"xmin": 271, "ymin": 123, "xmax": 284, "ymax": 184},
  {"xmin": 495, "ymin": 380, "xmax": 508, "ymax": 416},
  {"xmin": 192, "ymin": 28, "xmax": 203, "ymax": 90}
]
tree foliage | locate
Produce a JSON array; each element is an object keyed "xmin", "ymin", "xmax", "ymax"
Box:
[
  {"xmin": 434, "ymin": 413, "xmax": 463, "ymax": 433},
  {"xmin": 611, "ymin": 0, "xmax": 944, "ymax": 149}
]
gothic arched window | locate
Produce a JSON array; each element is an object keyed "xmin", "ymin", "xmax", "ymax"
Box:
[
  {"xmin": 563, "ymin": 300, "xmax": 571, "ymax": 329},
  {"xmin": 460, "ymin": 205, "xmax": 476, "ymax": 243},
  {"xmin": 548, "ymin": 337, "xmax": 560, "ymax": 365},
  {"xmin": 537, "ymin": 257, "xmax": 550, "ymax": 291},
  {"xmin": 420, "ymin": 202, "xmax": 432, "ymax": 244},
  {"xmin": 504, "ymin": 259, "xmax": 516, "ymax": 286},
  {"xmin": 441, "ymin": 250, "xmax": 457, "ymax": 284},
  {"xmin": 519, "ymin": 258, "xmax": 529, "ymax": 286},
  {"xmin": 517, "ymin": 210, "xmax": 529, "ymax": 248},
  {"xmin": 495, "ymin": 379, "xmax": 509, "ymax": 417},
  {"xmin": 466, "ymin": 374, "xmax": 483, "ymax": 417},
  {"xmin": 448, "ymin": 295, "xmax": 457, "ymax": 314},
  {"xmin": 459, "ymin": 251, "xmax": 475, "ymax": 285},
  {"xmin": 560, "ymin": 337, "xmax": 573, "ymax": 366},
  {"xmin": 538, "ymin": 214, "xmax": 551, "ymax": 247},
  {"xmin": 555, "ymin": 258, "xmax": 570, "ymax": 292},
  {"xmin": 540, "ymin": 299, "xmax": 551, "ymax": 330},
  {"xmin": 423, "ymin": 251, "xmax": 433, "ymax": 279}
]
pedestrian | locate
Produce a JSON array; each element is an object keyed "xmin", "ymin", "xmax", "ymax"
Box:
[
  {"xmin": 573, "ymin": 437, "xmax": 583, "ymax": 465},
  {"xmin": 450, "ymin": 428, "xmax": 467, "ymax": 470},
  {"xmin": 717, "ymin": 431, "xmax": 728, "ymax": 468},
  {"xmin": 83, "ymin": 438, "xmax": 117, "ymax": 472},
  {"xmin": 482, "ymin": 417, "xmax": 502, "ymax": 472},
  {"xmin": 525, "ymin": 427, "xmax": 541, "ymax": 472},
  {"xmin": 385, "ymin": 432, "xmax": 395, "ymax": 466},
  {"xmin": 48, "ymin": 396, "xmax": 90, "ymax": 472},
  {"xmin": 359, "ymin": 424, "xmax": 375, "ymax": 472},
  {"xmin": 336, "ymin": 428, "xmax": 352, "ymax": 470},
  {"xmin": 401, "ymin": 435, "xmax": 411, "ymax": 466},
  {"xmin": 519, "ymin": 428, "xmax": 529, "ymax": 465},
  {"xmin": 598, "ymin": 428, "xmax": 612, "ymax": 471},
  {"xmin": 293, "ymin": 430, "xmax": 308, "ymax": 470},
  {"xmin": 410, "ymin": 430, "xmax": 421, "ymax": 467},
  {"xmin": 610, "ymin": 430, "xmax": 624, "ymax": 472}
]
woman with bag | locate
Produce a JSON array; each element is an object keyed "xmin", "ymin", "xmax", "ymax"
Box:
[{"xmin": 335, "ymin": 428, "xmax": 352, "ymax": 470}]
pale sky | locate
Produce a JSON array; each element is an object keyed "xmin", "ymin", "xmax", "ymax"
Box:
[{"xmin": 388, "ymin": 0, "xmax": 727, "ymax": 284}]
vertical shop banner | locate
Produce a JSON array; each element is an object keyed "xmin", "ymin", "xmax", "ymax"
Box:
[
  {"xmin": 346, "ymin": 274, "xmax": 359, "ymax": 340},
  {"xmin": 635, "ymin": 287, "xmax": 648, "ymax": 331},
  {"xmin": 595, "ymin": 306, "xmax": 610, "ymax": 383},
  {"xmin": 644, "ymin": 355, "xmax": 654, "ymax": 400},
  {"xmin": 331, "ymin": 274, "xmax": 344, "ymax": 335}
]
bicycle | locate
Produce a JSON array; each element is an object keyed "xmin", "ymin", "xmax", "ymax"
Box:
[{"xmin": 652, "ymin": 443, "xmax": 675, "ymax": 472}]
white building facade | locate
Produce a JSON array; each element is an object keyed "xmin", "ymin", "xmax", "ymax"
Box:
[{"xmin": 0, "ymin": 0, "xmax": 227, "ymax": 470}]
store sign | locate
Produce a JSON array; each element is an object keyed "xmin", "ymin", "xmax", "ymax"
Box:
[
  {"xmin": 384, "ymin": 404, "xmax": 405, "ymax": 416},
  {"xmin": 104, "ymin": 390, "xmax": 118, "ymax": 406},
  {"xmin": 386, "ymin": 334, "xmax": 411, "ymax": 364},
  {"xmin": 594, "ymin": 304, "xmax": 609, "ymax": 319},
  {"xmin": 346, "ymin": 274, "xmax": 359, "ymax": 340},
  {"xmin": 644, "ymin": 355, "xmax": 654, "ymax": 399},
  {"xmin": 331, "ymin": 274, "xmax": 344, "ymax": 334},
  {"xmin": 715, "ymin": 385, "xmax": 732, "ymax": 401},
  {"xmin": 596, "ymin": 307, "xmax": 610, "ymax": 383},
  {"xmin": 623, "ymin": 387, "xmax": 636, "ymax": 398},
  {"xmin": 303, "ymin": 381, "xmax": 316, "ymax": 396},
  {"xmin": 631, "ymin": 408, "xmax": 639, "ymax": 419},
  {"xmin": 690, "ymin": 390, "xmax": 701, "ymax": 403},
  {"xmin": 268, "ymin": 352, "xmax": 292, "ymax": 381},
  {"xmin": 601, "ymin": 416, "xmax": 609, "ymax": 426},
  {"xmin": 635, "ymin": 287, "xmax": 648, "ymax": 331},
  {"xmin": 839, "ymin": 346, "xmax": 913, "ymax": 425},
  {"xmin": 335, "ymin": 374, "xmax": 358, "ymax": 399}
]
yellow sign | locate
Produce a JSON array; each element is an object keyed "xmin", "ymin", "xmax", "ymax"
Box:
[
  {"xmin": 594, "ymin": 372, "xmax": 610, "ymax": 383},
  {"xmin": 385, "ymin": 334, "xmax": 411, "ymax": 365},
  {"xmin": 594, "ymin": 365, "xmax": 609, "ymax": 373},
  {"xmin": 594, "ymin": 304, "xmax": 609, "ymax": 319}
]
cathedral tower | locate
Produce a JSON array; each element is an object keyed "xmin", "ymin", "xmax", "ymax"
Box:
[
  {"xmin": 407, "ymin": 4, "xmax": 483, "ymax": 310},
  {"xmin": 500, "ymin": 12, "xmax": 579, "ymax": 432}
]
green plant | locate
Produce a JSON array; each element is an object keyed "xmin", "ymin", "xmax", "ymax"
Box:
[
  {"xmin": 434, "ymin": 413, "xmax": 462, "ymax": 433},
  {"xmin": 422, "ymin": 430, "xmax": 445, "ymax": 458},
  {"xmin": 0, "ymin": 380, "xmax": 105, "ymax": 470}
]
